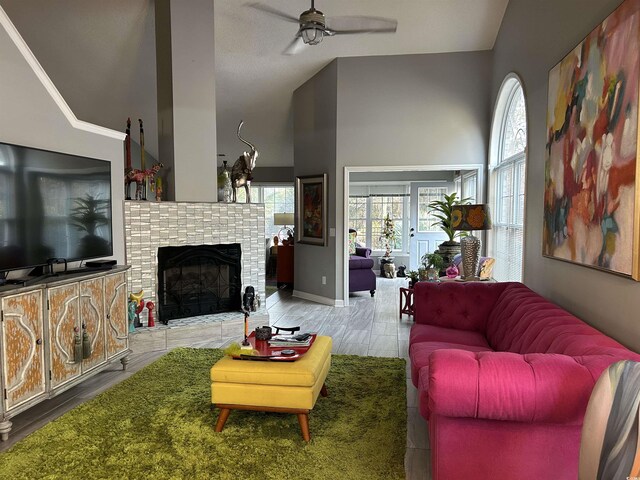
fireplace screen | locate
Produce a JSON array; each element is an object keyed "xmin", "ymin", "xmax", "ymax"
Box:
[{"xmin": 157, "ymin": 244, "xmax": 241, "ymax": 324}]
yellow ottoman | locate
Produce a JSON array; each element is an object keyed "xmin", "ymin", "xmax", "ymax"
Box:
[{"xmin": 210, "ymin": 335, "xmax": 332, "ymax": 442}]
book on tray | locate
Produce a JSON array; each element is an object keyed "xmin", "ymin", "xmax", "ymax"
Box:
[{"xmin": 268, "ymin": 333, "xmax": 313, "ymax": 347}]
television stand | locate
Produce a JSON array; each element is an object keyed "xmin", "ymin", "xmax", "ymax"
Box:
[
  {"xmin": 4, "ymin": 274, "xmax": 54, "ymax": 287},
  {"xmin": 0, "ymin": 266, "xmax": 130, "ymax": 441}
]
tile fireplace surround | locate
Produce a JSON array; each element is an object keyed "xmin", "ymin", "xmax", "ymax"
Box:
[{"xmin": 123, "ymin": 201, "xmax": 267, "ymax": 352}]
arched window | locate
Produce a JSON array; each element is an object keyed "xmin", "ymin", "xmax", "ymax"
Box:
[{"xmin": 488, "ymin": 75, "xmax": 527, "ymax": 282}]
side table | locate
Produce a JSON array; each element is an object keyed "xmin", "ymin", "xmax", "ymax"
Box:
[{"xmin": 399, "ymin": 287, "xmax": 414, "ymax": 318}]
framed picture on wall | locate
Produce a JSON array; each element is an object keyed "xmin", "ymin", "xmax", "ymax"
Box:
[
  {"xmin": 295, "ymin": 174, "xmax": 328, "ymax": 246},
  {"xmin": 543, "ymin": 0, "xmax": 640, "ymax": 280}
]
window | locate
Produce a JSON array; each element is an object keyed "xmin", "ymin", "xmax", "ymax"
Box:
[
  {"xmin": 488, "ymin": 75, "xmax": 527, "ymax": 282},
  {"xmin": 417, "ymin": 187, "xmax": 448, "ymax": 232},
  {"xmin": 370, "ymin": 195, "xmax": 404, "ymax": 250},
  {"xmin": 462, "ymin": 173, "xmax": 477, "ymax": 204},
  {"xmin": 348, "ymin": 196, "xmax": 368, "ymax": 243},
  {"xmin": 348, "ymin": 185, "xmax": 409, "ymax": 253},
  {"xmin": 234, "ymin": 185, "xmax": 293, "ymax": 239},
  {"xmin": 262, "ymin": 186, "xmax": 294, "ymax": 238}
]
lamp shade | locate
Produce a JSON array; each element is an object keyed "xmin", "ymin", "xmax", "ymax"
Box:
[
  {"xmin": 451, "ymin": 204, "xmax": 492, "ymax": 231},
  {"xmin": 301, "ymin": 27, "xmax": 323, "ymax": 45},
  {"xmin": 274, "ymin": 212, "xmax": 294, "ymax": 226}
]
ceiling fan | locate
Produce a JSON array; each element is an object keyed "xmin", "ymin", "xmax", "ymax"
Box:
[{"xmin": 248, "ymin": 1, "xmax": 398, "ymax": 55}]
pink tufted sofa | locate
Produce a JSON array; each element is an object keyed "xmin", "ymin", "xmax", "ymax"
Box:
[{"xmin": 409, "ymin": 281, "xmax": 640, "ymax": 480}]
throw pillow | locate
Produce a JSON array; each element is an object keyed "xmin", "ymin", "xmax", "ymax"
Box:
[{"xmin": 348, "ymin": 232, "xmax": 357, "ymax": 255}]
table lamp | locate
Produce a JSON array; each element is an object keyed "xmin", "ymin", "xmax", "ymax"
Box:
[
  {"xmin": 274, "ymin": 212, "xmax": 295, "ymax": 243},
  {"xmin": 450, "ymin": 204, "xmax": 492, "ymax": 280}
]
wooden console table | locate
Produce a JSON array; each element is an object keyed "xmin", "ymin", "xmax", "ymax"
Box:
[
  {"xmin": 0, "ymin": 266, "xmax": 130, "ymax": 441},
  {"xmin": 399, "ymin": 287, "xmax": 414, "ymax": 319}
]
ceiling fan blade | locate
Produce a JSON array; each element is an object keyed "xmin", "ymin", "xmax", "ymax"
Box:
[
  {"xmin": 283, "ymin": 36, "xmax": 306, "ymax": 55},
  {"xmin": 325, "ymin": 16, "xmax": 398, "ymax": 34},
  {"xmin": 247, "ymin": 2, "xmax": 300, "ymax": 23}
]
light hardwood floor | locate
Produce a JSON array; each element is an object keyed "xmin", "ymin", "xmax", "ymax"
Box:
[{"xmin": 0, "ymin": 276, "xmax": 429, "ymax": 480}]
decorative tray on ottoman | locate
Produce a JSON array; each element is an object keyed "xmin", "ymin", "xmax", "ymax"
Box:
[{"xmin": 233, "ymin": 332, "xmax": 317, "ymax": 362}]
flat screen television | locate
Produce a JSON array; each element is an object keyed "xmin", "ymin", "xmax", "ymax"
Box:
[{"xmin": 0, "ymin": 141, "xmax": 113, "ymax": 273}]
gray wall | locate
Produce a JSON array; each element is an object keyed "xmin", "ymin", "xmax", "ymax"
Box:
[
  {"xmin": 293, "ymin": 61, "xmax": 338, "ymax": 301},
  {"xmin": 0, "ymin": 10, "xmax": 126, "ymax": 265},
  {"xmin": 492, "ymin": 0, "xmax": 640, "ymax": 352},
  {"xmin": 162, "ymin": 0, "xmax": 217, "ymax": 202},
  {"xmin": 1, "ymin": 0, "xmax": 158, "ymax": 162},
  {"xmin": 333, "ymin": 51, "xmax": 493, "ymax": 301},
  {"xmin": 336, "ymin": 52, "xmax": 493, "ymax": 168},
  {"xmin": 250, "ymin": 167, "xmax": 294, "ymax": 184}
]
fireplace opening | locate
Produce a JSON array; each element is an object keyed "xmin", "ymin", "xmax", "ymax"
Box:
[{"xmin": 157, "ymin": 243, "xmax": 242, "ymax": 324}]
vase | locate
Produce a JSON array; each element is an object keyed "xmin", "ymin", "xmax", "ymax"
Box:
[
  {"xmin": 445, "ymin": 264, "xmax": 459, "ymax": 279},
  {"xmin": 435, "ymin": 241, "xmax": 461, "ymax": 270},
  {"xmin": 418, "ymin": 267, "xmax": 428, "ymax": 282},
  {"xmin": 427, "ymin": 268, "xmax": 440, "ymax": 282},
  {"xmin": 217, "ymin": 160, "xmax": 232, "ymax": 202}
]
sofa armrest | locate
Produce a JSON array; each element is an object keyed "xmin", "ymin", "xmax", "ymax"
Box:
[
  {"xmin": 428, "ymin": 350, "xmax": 599, "ymax": 425},
  {"xmin": 355, "ymin": 247, "xmax": 371, "ymax": 258}
]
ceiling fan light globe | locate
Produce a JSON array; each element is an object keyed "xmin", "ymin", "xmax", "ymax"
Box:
[{"xmin": 301, "ymin": 27, "xmax": 323, "ymax": 45}]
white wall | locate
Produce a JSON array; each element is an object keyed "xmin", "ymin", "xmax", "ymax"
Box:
[
  {"xmin": 0, "ymin": 8, "xmax": 126, "ymax": 264},
  {"xmin": 492, "ymin": 0, "xmax": 640, "ymax": 352}
]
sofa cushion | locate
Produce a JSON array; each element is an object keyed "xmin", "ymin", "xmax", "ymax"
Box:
[
  {"xmin": 349, "ymin": 255, "xmax": 374, "ymax": 269},
  {"xmin": 410, "ymin": 324, "xmax": 491, "ymax": 350},
  {"xmin": 486, "ymin": 283, "xmax": 632, "ymax": 357},
  {"xmin": 413, "ymin": 281, "xmax": 507, "ymax": 332},
  {"xmin": 409, "ymin": 341, "xmax": 493, "ymax": 387}
]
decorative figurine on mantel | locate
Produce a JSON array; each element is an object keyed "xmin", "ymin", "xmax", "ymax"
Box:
[
  {"xmin": 124, "ymin": 118, "xmax": 163, "ymax": 200},
  {"xmin": 231, "ymin": 121, "xmax": 259, "ymax": 203},
  {"xmin": 124, "ymin": 117, "xmax": 132, "ymax": 197},
  {"xmin": 126, "ymin": 162, "xmax": 163, "ymax": 200}
]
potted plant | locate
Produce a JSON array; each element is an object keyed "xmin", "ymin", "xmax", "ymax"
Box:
[
  {"xmin": 428, "ymin": 192, "xmax": 470, "ymax": 264},
  {"xmin": 406, "ymin": 270, "xmax": 419, "ymax": 288},
  {"xmin": 380, "ymin": 213, "xmax": 397, "ymax": 258},
  {"xmin": 421, "ymin": 252, "xmax": 445, "ymax": 282}
]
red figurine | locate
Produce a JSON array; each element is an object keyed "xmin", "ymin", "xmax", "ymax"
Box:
[{"xmin": 146, "ymin": 301, "xmax": 155, "ymax": 327}]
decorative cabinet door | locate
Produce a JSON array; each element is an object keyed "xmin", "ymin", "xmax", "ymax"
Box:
[
  {"xmin": 104, "ymin": 272, "xmax": 128, "ymax": 359},
  {"xmin": 48, "ymin": 284, "xmax": 81, "ymax": 389},
  {"xmin": 79, "ymin": 278, "xmax": 106, "ymax": 372},
  {"xmin": 1, "ymin": 291, "xmax": 46, "ymax": 412}
]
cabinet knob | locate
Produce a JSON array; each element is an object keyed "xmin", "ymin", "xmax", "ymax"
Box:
[
  {"xmin": 106, "ymin": 314, "xmax": 111, "ymax": 320},
  {"xmin": 36, "ymin": 338, "xmax": 42, "ymax": 345}
]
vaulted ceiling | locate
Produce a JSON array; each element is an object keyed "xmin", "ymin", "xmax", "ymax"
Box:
[
  {"xmin": 1, "ymin": 0, "xmax": 509, "ymax": 169},
  {"xmin": 215, "ymin": 0, "xmax": 509, "ymax": 167}
]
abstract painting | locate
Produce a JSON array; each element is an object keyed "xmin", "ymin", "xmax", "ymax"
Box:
[
  {"xmin": 543, "ymin": 0, "xmax": 640, "ymax": 279},
  {"xmin": 296, "ymin": 174, "xmax": 327, "ymax": 246}
]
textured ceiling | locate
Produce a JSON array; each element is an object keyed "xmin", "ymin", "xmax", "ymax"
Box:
[{"xmin": 214, "ymin": 0, "xmax": 509, "ymax": 167}]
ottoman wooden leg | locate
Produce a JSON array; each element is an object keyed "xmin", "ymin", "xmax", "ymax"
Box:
[
  {"xmin": 320, "ymin": 383, "xmax": 329, "ymax": 397},
  {"xmin": 297, "ymin": 413, "xmax": 311, "ymax": 442},
  {"xmin": 215, "ymin": 407, "xmax": 231, "ymax": 432}
]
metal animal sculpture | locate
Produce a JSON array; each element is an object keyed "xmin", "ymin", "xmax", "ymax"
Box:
[
  {"xmin": 125, "ymin": 162, "xmax": 163, "ymax": 200},
  {"xmin": 231, "ymin": 121, "xmax": 258, "ymax": 203}
]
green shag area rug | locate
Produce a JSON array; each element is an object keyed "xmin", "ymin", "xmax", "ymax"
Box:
[{"xmin": 0, "ymin": 348, "xmax": 407, "ymax": 480}]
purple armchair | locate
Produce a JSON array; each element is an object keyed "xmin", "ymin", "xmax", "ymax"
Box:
[{"xmin": 349, "ymin": 247, "xmax": 376, "ymax": 297}]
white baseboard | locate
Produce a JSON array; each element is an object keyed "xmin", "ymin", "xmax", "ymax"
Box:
[{"xmin": 293, "ymin": 290, "xmax": 345, "ymax": 307}]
